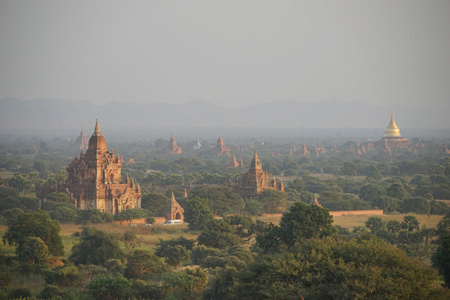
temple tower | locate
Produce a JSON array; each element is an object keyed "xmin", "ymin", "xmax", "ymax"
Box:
[
  {"xmin": 163, "ymin": 133, "xmax": 182, "ymax": 154},
  {"xmin": 74, "ymin": 128, "xmax": 88, "ymax": 150},
  {"xmin": 65, "ymin": 119, "xmax": 141, "ymax": 214},
  {"xmin": 235, "ymin": 148, "xmax": 284, "ymax": 198},
  {"xmin": 215, "ymin": 136, "xmax": 230, "ymax": 155},
  {"xmin": 161, "ymin": 192, "xmax": 184, "ymax": 222}
]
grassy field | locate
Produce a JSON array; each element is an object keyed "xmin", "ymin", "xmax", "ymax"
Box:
[
  {"xmin": 0, "ymin": 213, "xmax": 445, "ymax": 259},
  {"xmin": 255, "ymin": 213, "xmax": 444, "ymax": 230},
  {"xmin": 1, "ymin": 223, "xmax": 199, "ymax": 259}
]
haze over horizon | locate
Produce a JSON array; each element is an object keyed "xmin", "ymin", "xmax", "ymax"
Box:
[{"xmin": 1, "ymin": 1, "xmax": 449, "ymax": 115}]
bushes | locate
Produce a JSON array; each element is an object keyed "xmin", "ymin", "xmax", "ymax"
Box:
[
  {"xmin": 77, "ymin": 208, "xmax": 113, "ymax": 225},
  {"xmin": 87, "ymin": 275, "xmax": 131, "ymax": 300},
  {"xmin": 8, "ymin": 288, "xmax": 31, "ymax": 299},
  {"xmin": 124, "ymin": 250, "xmax": 166, "ymax": 280},
  {"xmin": 69, "ymin": 227, "xmax": 125, "ymax": 265}
]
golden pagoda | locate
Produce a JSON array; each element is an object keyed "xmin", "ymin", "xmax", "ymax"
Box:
[
  {"xmin": 375, "ymin": 113, "xmax": 409, "ymax": 150},
  {"xmin": 384, "ymin": 113, "xmax": 401, "ymax": 138}
]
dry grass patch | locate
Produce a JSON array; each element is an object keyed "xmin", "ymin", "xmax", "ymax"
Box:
[
  {"xmin": 59, "ymin": 223, "xmax": 199, "ymax": 256},
  {"xmin": 254, "ymin": 213, "xmax": 444, "ymax": 231},
  {"xmin": 333, "ymin": 213, "xmax": 444, "ymax": 230}
]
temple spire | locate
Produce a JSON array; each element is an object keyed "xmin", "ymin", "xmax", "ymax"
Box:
[
  {"xmin": 384, "ymin": 113, "xmax": 401, "ymax": 138},
  {"xmin": 249, "ymin": 148, "xmax": 262, "ymax": 170},
  {"xmin": 94, "ymin": 119, "xmax": 102, "ymax": 136}
]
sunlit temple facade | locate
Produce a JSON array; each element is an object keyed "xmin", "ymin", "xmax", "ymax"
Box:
[
  {"xmin": 64, "ymin": 119, "xmax": 141, "ymax": 214},
  {"xmin": 234, "ymin": 148, "xmax": 284, "ymax": 198}
]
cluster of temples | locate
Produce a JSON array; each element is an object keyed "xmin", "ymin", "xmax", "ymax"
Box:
[{"xmin": 62, "ymin": 113, "xmax": 421, "ymax": 216}]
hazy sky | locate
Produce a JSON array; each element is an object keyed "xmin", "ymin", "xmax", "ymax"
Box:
[{"xmin": 1, "ymin": 1, "xmax": 449, "ymax": 110}]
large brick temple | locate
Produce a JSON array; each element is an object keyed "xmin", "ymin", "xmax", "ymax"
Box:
[
  {"xmin": 64, "ymin": 119, "xmax": 141, "ymax": 214},
  {"xmin": 234, "ymin": 148, "xmax": 284, "ymax": 198}
]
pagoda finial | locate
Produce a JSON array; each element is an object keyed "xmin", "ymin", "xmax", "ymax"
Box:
[
  {"xmin": 171, "ymin": 191, "xmax": 176, "ymax": 202},
  {"xmin": 384, "ymin": 112, "xmax": 401, "ymax": 138},
  {"xmin": 94, "ymin": 119, "xmax": 102, "ymax": 136}
]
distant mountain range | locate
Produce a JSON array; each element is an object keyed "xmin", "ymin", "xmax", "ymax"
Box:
[{"xmin": 0, "ymin": 97, "xmax": 448, "ymax": 130}]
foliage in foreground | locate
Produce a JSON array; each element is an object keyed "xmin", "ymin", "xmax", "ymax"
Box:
[
  {"xmin": 3, "ymin": 209, "xmax": 64, "ymax": 256},
  {"xmin": 212, "ymin": 237, "xmax": 446, "ymax": 300}
]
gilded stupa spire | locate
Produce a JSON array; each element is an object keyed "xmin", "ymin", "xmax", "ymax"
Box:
[{"xmin": 384, "ymin": 113, "xmax": 401, "ymax": 138}]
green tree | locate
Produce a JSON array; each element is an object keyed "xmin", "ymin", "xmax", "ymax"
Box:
[
  {"xmin": 198, "ymin": 220, "xmax": 243, "ymax": 249},
  {"xmin": 258, "ymin": 189, "xmax": 287, "ymax": 213},
  {"xmin": 155, "ymin": 236, "xmax": 195, "ymax": 256},
  {"xmin": 377, "ymin": 196, "xmax": 399, "ymax": 212},
  {"xmin": 235, "ymin": 237, "xmax": 443, "ymax": 299},
  {"xmin": 164, "ymin": 268, "xmax": 208, "ymax": 298},
  {"xmin": 401, "ymin": 215, "xmax": 420, "ymax": 232},
  {"xmin": 400, "ymin": 197, "xmax": 431, "ymax": 214},
  {"xmin": 367, "ymin": 165, "xmax": 382, "ymax": 180},
  {"xmin": 433, "ymin": 234, "xmax": 450, "ymax": 287},
  {"xmin": 189, "ymin": 186, "xmax": 244, "ymax": 216},
  {"xmin": 50, "ymin": 205, "xmax": 78, "ymax": 224},
  {"xmin": 8, "ymin": 173, "xmax": 33, "ymax": 194},
  {"xmin": 3, "ymin": 209, "xmax": 63, "ymax": 256},
  {"xmin": 120, "ymin": 230, "xmax": 143, "ymax": 255},
  {"xmin": 437, "ymin": 216, "xmax": 450, "ymax": 236},
  {"xmin": 288, "ymin": 178, "xmax": 304, "ymax": 192},
  {"xmin": 114, "ymin": 208, "xmax": 149, "ymax": 225},
  {"xmin": 141, "ymin": 192, "xmax": 170, "ymax": 213},
  {"xmin": 365, "ymin": 216, "xmax": 386, "ymax": 235},
  {"xmin": 387, "ymin": 183, "xmax": 409, "ymax": 200},
  {"xmin": 184, "ymin": 196, "xmax": 214, "ymax": 231},
  {"xmin": 159, "ymin": 245, "xmax": 190, "ymax": 267},
  {"xmin": 77, "ymin": 208, "xmax": 113, "ymax": 224},
  {"xmin": 87, "ymin": 275, "xmax": 131, "ymax": 300},
  {"xmin": 51, "ymin": 265, "xmax": 81, "ymax": 287},
  {"xmin": 243, "ymin": 199, "xmax": 264, "ymax": 216},
  {"xmin": 124, "ymin": 249, "xmax": 166, "ymax": 280},
  {"xmin": 16, "ymin": 236, "xmax": 49, "ymax": 264},
  {"xmin": 386, "ymin": 220, "xmax": 402, "ymax": 233},
  {"xmin": 203, "ymin": 267, "xmax": 239, "ymax": 300},
  {"xmin": 278, "ymin": 201, "xmax": 335, "ymax": 244},
  {"xmin": 224, "ymin": 215, "xmax": 254, "ymax": 239},
  {"xmin": 341, "ymin": 161, "xmax": 358, "ymax": 176},
  {"xmin": 359, "ymin": 184, "xmax": 385, "ymax": 204},
  {"xmin": 257, "ymin": 201, "xmax": 336, "ymax": 251},
  {"xmin": 69, "ymin": 227, "xmax": 125, "ymax": 265},
  {"xmin": 430, "ymin": 200, "xmax": 449, "ymax": 215}
]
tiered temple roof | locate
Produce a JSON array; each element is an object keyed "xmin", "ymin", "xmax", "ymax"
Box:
[
  {"xmin": 64, "ymin": 119, "xmax": 141, "ymax": 214},
  {"xmin": 234, "ymin": 148, "xmax": 285, "ymax": 198}
]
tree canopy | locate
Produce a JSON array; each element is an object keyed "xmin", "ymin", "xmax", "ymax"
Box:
[
  {"xmin": 3, "ymin": 209, "xmax": 64, "ymax": 256},
  {"xmin": 69, "ymin": 227, "xmax": 125, "ymax": 265},
  {"xmin": 234, "ymin": 237, "xmax": 442, "ymax": 299}
]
